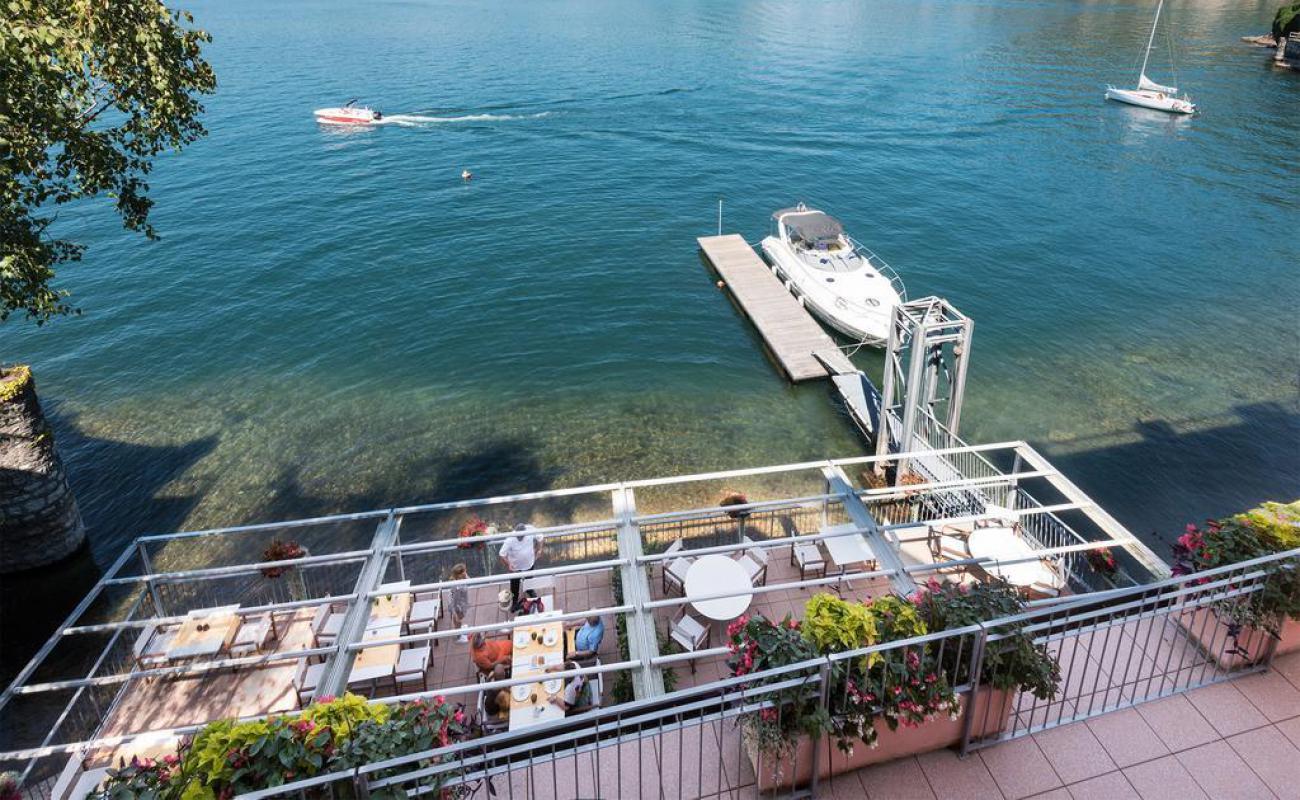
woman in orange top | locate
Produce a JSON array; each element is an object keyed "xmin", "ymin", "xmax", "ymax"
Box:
[{"xmin": 470, "ymin": 632, "xmax": 512, "ymax": 675}]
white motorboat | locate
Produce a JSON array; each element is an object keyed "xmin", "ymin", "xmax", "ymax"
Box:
[
  {"xmin": 759, "ymin": 204, "xmax": 907, "ymax": 346},
  {"xmin": 313, "ymin": 99, "xmax": 383, "ymax": 125},
  {"xmin": 1105, "ymin": 0, "xmax": 1195, "ymax": 115}
]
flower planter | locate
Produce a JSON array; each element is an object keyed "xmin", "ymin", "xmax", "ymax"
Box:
[
  {"xmin": 1178, "ymin": 607, "xmax": 1300, "ymax": 670},
  {"xmin": 747, "ymin": 688, "xmax": 1014, "ymax": 791}
]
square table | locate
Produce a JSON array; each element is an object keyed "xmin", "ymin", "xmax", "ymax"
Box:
[
  {"xmin": 369, "ymin": 584, "xmax": 413, "ymax": 628},
  {"xmin": 167, "ymin": 606, "xmax": 240, "ymax": 661},
  {"xmin": 820, "ymin": 523, "xmax": 877, "ymax": 571},
  {"xmin": 508, "ymin": 614, "xmax": 566, "ymax": 731},
  {"xmin": 350, "ymin": 623, "xmax": 402, "ymax": 687}
]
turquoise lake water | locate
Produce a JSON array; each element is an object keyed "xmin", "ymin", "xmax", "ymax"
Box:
[{"xmin": 2, "ymin": 0, "xmax": 1297, "ymax": 673}]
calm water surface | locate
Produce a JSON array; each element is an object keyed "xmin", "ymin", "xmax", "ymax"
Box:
[{"xmin": 2, "ymin": 0, "xmax": 1297, "ymax": 675}]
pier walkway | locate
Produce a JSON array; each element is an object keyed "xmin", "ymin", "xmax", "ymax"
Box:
[{"xmin": 698, "ymin": 234, "xmax": 855, "ymax": 382}]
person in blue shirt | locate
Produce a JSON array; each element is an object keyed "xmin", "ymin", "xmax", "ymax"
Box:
[{"xmin": 568, "ymin": 615, "xmax": 605, "ymax": 661}]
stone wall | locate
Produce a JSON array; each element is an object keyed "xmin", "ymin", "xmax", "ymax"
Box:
[{"xmin": 0, "ymin": 366, "xmax": 85, "ymax": 572}]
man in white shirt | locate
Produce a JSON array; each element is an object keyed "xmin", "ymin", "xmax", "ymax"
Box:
[{"xmin": 499, "ymin": 523, "xmax": 541, "ymax": 609}]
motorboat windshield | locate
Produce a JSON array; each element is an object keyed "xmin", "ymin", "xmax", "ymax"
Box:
[{"xmin": 780, "ymin": 211, "xmax": 845, "ymax": 249}]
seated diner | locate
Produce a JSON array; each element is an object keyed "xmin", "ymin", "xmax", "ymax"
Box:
[
  {"xmin": 470, "ymin": 632, "xmax": 512, "ymax": 676},
  {"xmin": 546, "ymin": 661, "xmax": 596, "ymax": 715},
  {"xmin": 566, "ymin": 615, "xmax": 604, "ymax": 661}
]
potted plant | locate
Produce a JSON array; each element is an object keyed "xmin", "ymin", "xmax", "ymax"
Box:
[
  {"xmin": 1084, "ymin": 546, "xmax": 1118, "ymax": 578},
  {"xmin": 719, "ymin": 491, "xmax": 751, "ymax": 520},
  {"xmin": 1172, "ymin": 501, "xmax": 1300, "ymax": 667},
  {"xmin": 735, "ymin": 594, "xmax": 969, "ymax": 790},
  {"xmin": 910, "ymin": 579, "xmax": 1059, "ymax": 739},
  {"xmin": 90, "ymin": 693, "xmax": 470, "ymax": 800},
  {"xmin": 260, "ymin": 539, "xmax": 307, "ymax": 578},
  {"xmin": 456, "ymin": 516, "xmax": 489, "ymax": 549}
]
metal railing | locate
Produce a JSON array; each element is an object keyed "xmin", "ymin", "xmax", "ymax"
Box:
[{"xmin": 225, "ymin": 549, "xmax": 1297, "ymax": 799}]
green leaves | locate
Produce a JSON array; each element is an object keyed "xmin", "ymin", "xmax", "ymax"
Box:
[{"xmin": 1, "ymin": 0, "xmax": 215, "ymax": 323}]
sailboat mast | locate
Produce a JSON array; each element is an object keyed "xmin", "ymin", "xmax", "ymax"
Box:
[{"xmin": 1138, "ymin": 0, "xmax": 1164, "ymax": 84}]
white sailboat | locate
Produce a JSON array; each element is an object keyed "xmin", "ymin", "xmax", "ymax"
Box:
[{"xmin": 1105, "ymin": 0, "xmax": 1195, "ymax": 114}]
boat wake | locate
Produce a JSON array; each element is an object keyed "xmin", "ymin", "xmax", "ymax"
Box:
[{"xmin": 377, "ymin": 111, "xmax": 552, "ymax": 126}]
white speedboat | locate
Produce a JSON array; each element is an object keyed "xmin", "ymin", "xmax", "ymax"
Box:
[
  {"xmin": 759, "ymin": 205, "xmax": 907, "ymax": 346},
  {"xmin": 1105, "ymin": 0, "xmax": 1195, "ymax": 115},
  {"xmin": 313, "ymin": 99, "xmax": 383, "ymax": 125}
]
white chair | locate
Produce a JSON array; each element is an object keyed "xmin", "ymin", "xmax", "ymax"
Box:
[
  {"xmin": 294, "ymin": 660, "xmax": 325, "ymax": 706},
  {"xmin": 742, "ymin": 536, "xmax": 770, "ymax": 569},
  {"xmin": 229, "ymin": 614, "xmax": 272, "ymax": 659},
  {"xmin": 667, "ymin": 610, "xmax": 711, "ymax": 674},
  {"xmin": 588, "ymin": 659, "xmax": 605, "ymax": 709},
  {"xmin": 395, "ymin": 644, "xmax": 431, "ymax": 692},
  {"xmin": 736, "ymin": 553, "xmax": 767, "ymax": 586},
  {"xmin": 520, "ymin": 575, "xmax": 556, "ymax": 594},
  {"xmin": 409, "ymin": 595, "xmax": 442, "ymax": 644}
]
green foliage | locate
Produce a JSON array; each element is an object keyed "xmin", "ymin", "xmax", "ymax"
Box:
[
  {"xmin": 725, "ymin": 614, "xmax": 823, "ymax": 762},
  {"xmin": 801, "ymin": 593, "xmax": 880, "ymax": 668},
  {"xmin": 1174, "ymin": 501, "xmax": 1300, "ymax": 635},
  {"xmin": 299, "ymin": 691, "xmax": 389, "ymax": 740},
  {"xmin": 91, "ymin": 694, "xmax": 468, "ymax": 800},
  {"xmin": 1, "ymin": 0, "xmax": 216, "ymax": 323},
  {"xmin": 910, "ymin": 579, "xmax": 1059, "ymax": 700},
  {"xmin": 1274, "ymin": 3, "xmax": 1300, "ymax": 40}
]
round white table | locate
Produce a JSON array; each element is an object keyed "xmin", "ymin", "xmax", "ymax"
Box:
[
  {"xmin": 967, "ymin": 526, "xmax": 1065, "ymax": 591},
  {"xmin": 684, "ymin": 554, "xmax": 753, "ymax": 621}
]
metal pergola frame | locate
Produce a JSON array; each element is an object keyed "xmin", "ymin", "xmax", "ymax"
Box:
[{"xmin": 0, "ymin": 439, "xmax": 1169, "ymax": 791}]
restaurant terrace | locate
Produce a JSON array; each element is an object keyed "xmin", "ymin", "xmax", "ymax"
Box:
[{"xmin": 0, "ymin": 434, "xmax": 1185, "ymax": 799}]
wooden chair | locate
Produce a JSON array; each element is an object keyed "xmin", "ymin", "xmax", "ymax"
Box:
[
  {"xmin": 294, "ymin": 660, "xmax": 325, "ymax": 707},
  {"xmin": 229, "ymin": 614, "xmax": 272, "ymax": 659},
  {"xmin": 132, "ymin": 625, "xmax": 175, "ymax": 672},
  {"xmin": 478, "ymin": 689, "xmax": 509, "ymax": 735},
  {"xmin": 667, "ymin": 609, "xmax": 711, "ymax": 674},
  {"xmin": 661, "ymin": 539, "xmax": 692, "ymax": 596}
]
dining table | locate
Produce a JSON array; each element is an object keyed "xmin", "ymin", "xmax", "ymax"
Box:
[
  {"xmin": 167, "ymin": 606, "xmax": 241, "ymax": 661},
  {"xmin": 507, "ymin": 614, "xmax": 567, "ymax": 730},
  {"xmin": 350, "ymin": 622, "xmax": 402, "ymax": 687},
  {"xmin": 966, "ymin": 526, "xmax": 1065, "ymax": 594},
  {"xmin": 683, "ymin": 554, "xmax": 752, "ymax": 621},
  {"xmin": 820, "ymin": 522, "xmax": 877, "ymax": 572}
]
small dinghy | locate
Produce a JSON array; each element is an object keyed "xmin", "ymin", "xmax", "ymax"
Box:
[
  {"xmin": 1105, "ymin": 0, "xmax": 1195, "ymax": 115},
  {"xmin": 313, "ymin": 99, "xmax": 383, "ymax": 125}
]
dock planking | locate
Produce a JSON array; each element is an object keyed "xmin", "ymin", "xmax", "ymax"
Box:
[{"xmin": 699, "ymin": 234, "xmax": 856, "ymax": 382}]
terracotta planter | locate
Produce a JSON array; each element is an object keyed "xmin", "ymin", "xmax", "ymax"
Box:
[
  {"xmin": 748, "ymin": 688, "xmax": 1014, "ymax": 790},
  {"xmin": 1178, "ymin": 607, "xmax": 1300, "ymax": 669}
]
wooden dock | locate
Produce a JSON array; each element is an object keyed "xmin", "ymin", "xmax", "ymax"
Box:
[{"xmin": 699, "ymin": 234, "xmax": 855, "ymax": 382}]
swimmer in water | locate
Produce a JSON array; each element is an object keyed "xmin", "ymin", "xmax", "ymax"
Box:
[{"xmin": 461, "ymin": 169, "xmax": 473, "ymax": 181}]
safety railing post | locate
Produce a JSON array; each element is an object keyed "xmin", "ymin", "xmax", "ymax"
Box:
[
  {"xmin": 958, "ymin": 624, "xmax": 989, "ymax": 757},
  {"xmin": 352, "ymin": 769, "xmax": 370, "ymax": 800},
  {"xmin": 808, "ymin": 658, "xmax": 833, "ymax": 798}
]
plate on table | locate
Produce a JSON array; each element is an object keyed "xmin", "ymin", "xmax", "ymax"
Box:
[
  {"xmin": 512, "ymin": 683, "xmax": 531, "ymax": 702},
  {"xmin": 542, "ymin": 629, "xmax": 559, "ymax": 647},
  {"xmin": 543, "ymin": 679, "xmax": 562, "ymax": 695},
  {"xmin": 513, "ymin": 630, "xmax": 531, "ymax": 648}
]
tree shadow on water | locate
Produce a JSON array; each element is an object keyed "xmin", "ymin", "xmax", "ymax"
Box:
[
  {"xmin": 1037, "ymin": 400, "xmax": 1300, "ymax": 550},
  {"xmin": 0, "ymin": 408, "xmax": 218, "ymax": 685}
]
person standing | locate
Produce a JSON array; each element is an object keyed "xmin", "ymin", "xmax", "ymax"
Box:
[
  {"xmin": 449, "ymin": 563, "xmax": 471, "ymax": 643},
  {"xmin": 498, "ymin": 523, "xmax": 541, "ymax": 609}
]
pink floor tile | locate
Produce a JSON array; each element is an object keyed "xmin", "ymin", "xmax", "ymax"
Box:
[
  {"xmin": 1065, "ymin": 771, "xmax": 1139, "ymax": 800},
  {"xmin": 1173, "ymin": 740, "xmax": 1273, "ymax": 800},
  {"xmin": 1121, "ymin": 755, "xmax": 1209, "ymax": 800},
  {"xmin": 1227, "ymin": 725, "xmax": 1300, "ymax": 800},
  {"xmin": 1085, "ymin": 708, "xmax": 1170, "ymax": 768},
  {"xmin": 1033, "ymin": 722, "xmax": 1116, "ymax": 784},
  {"xmin": 979, "ymin": 735, "xmax": 1061, "ymax": 799},
  {"xmin": 915, "ymin": 747, "xmax": 1005, "ymax": 800},
  {"xmin": 1135, "ymin": 693, "xmax": 1219, "ymax": 752},
  {"xmin": 1185, "ymin": 682, "xmax": 1270, "ymax": 737}
]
